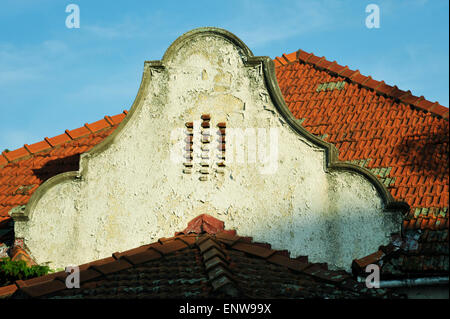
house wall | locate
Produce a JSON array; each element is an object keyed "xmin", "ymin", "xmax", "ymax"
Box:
[{"xmin": 14, "ymin": 29, "xmax": 403, "ymax": 271}]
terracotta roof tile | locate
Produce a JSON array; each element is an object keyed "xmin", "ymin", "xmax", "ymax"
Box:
[
  {"xmin": 85, "ymin": 118, "xmax": 111, "ymax": 133},
  {"xmin": 90, "ymin": 258, "xmax": 133, "ymax": 275},
  {"xmin": 267, "ymin": 253, "xmax": 310, "ymax": 272},
  {"xmin": 2, "ymin": 148, "xmax": 30, "ymax": 162},
  {"xmin": 23, "ymin": 140, "xmax": 52, "ymax": 155},
  {"xmin": 273, "ymin": 58, "xmax": 282, "ymax": 67},
  {"xmin": 65, "ymin": 126, "xmax": 91, "ymax": 140},
  {"xmin": 282, "ymin": 52, "xmax": 297, "ymax": 63},
  {"xmin": 151, "ymin": 239, "xmax": 188, "ymax": 255},
  {"xmin": 178, "ymin": 213, "xmax": 225, "ymax": 235},
  {"xmin": 20, "ymin": 279, "xmax": 67, "ymax": 298},
  {"xmin": 121, "ymin": 249, "xmax": 162, "ymax": 265},
  {"xmin": 76, "ymin": 268, "xmax": 103, "ymax": 282},
  {"xmin": 231, "ymin": 242, "xmax": 275, "ymax": 259},
  {"xmin": 78, "ymin": 256, "xmax": 116, "ymax": 272}
]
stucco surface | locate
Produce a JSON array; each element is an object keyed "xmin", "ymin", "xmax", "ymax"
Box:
[{"xmin": 14, "ymin": 29, "xmax": 402, "ymax": 271}]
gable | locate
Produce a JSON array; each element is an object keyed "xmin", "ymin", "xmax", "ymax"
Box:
[{"xmin": 7, "ymin": 28, "xmax": 407, "ymax": 272}]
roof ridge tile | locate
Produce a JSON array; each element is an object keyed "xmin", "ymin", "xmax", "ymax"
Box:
[
  {"xmin": 65, "ymin": 126, "xmax": 90, "ymax": 140},
  {"xmin": 2, "ymin": 147, "xmax": 31, "ymax": 162},
  {"xmin": 19, "ymin": 278, "xmax": 67, "ymax": 298},
  {"xmin": 274, "ymin": 57, "xmax": 286, "ymax": 66},
  {"xmin": 23, "ymin": 140, "xmax": 52, "ymax": 155},
  {"xmin": 197, "ymin": 234, "xmax": 242, "ymax": 297},
  {"xmin": 151, "ymin": 238, "xmax": 189, "ymax": 255},
  {"xmin": 230, "ymin": 241, "xmax": 275, "ymax": 259},
  {"xmin": 104, "ymin": 115, "xmax": 115, "ymax": 126},
  {"xmin": 282, "ymin": 52, "xmax": 297, "ymax": 63},
  {"xmin": 120, "ymin": 248, "xmax": 162, "ymax": 265},
  {"xmin": 89, "ymin": 258, "xmax": 133, "ymax": 276}
]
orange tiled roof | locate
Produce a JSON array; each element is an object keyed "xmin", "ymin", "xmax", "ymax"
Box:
[
  {"xmin": 275, "ymin": 50, "xmax": 449, "ymax": 228},
  {"xmin": 0, "ymin": 52, "xmax": 448, "ymax": 244},
  {"xmin": 0, "ymin": 111, "xmax": 127, "ymax": 223}
]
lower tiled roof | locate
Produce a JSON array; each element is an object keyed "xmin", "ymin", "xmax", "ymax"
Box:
[
  {"xmin": 2, "ymin": 215, "xmax": 399, "ymax": 299},
  {"xmin": 0, "ymin": 113, "xmax": 125, "ymax": 223}
]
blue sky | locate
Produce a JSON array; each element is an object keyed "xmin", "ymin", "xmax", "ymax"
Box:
[{"xmin": 0, "ymin": 0, "xmax": 448, "ymax": 152}]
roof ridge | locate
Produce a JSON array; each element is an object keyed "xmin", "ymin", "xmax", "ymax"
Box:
[
  {"xmin": 196, "ymin": 235, "xmax": 243, "ymax": 297},
  {"xmin": 274, "ymin": 49, "xmax": 449, "ymax": 121},
  {"xmin": 0, "ymin": 110, "xmax": 128, "ymax": 167}
]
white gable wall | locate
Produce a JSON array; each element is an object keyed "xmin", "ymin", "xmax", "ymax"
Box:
[{"xmin": 14, "ymin": 29, "xmax": 403, "ymax": 271}]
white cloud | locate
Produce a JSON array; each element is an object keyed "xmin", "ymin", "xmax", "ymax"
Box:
[
  {"xmin": 82, "ymin": 15, "xmax": 151, "ymax": 40},
  {"xmin": 65, "ymin": 80, "xmax": 137, "ymax": 102},
  {"xmin": 223, "ymin": 0, "xmax": 348, "ymax": 49},
  {"xmin": 83, "ymin": 25, "xmax": 131, "ymax": 39},
  {"xmin": 0, "ymin": 40, "xmax": 70, "ymax": 85}
]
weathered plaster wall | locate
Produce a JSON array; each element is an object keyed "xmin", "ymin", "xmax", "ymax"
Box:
[{"xmin": 14, "ymin": 29, "xmax": 402, "ymax": 271}]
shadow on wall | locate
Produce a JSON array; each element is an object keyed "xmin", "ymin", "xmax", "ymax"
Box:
[
  {"xmin": 394, "ymin": 119, "xmax": 449, "ymax": 176},
  {"xmin": 227, "ymin": 206, "xmax": 399, "ymax": 272},
  {"xmin": 4, "ymin": 154, "xmax": 81, "ymax": 248},
  {"xmin": 31, "ymin": 154, "xmax": 80, "ymax": 183}
]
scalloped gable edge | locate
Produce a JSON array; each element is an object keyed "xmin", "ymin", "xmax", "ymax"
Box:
[{"xmin": 274, "ymin": 49, "xmax": 449, "ymax": 121}]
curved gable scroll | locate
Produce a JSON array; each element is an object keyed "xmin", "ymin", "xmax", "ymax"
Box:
[{"xmin": 12, "ymin": 28, "xmax": 408, "ymax": 271}]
